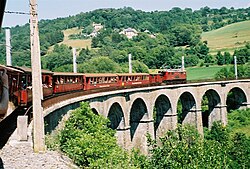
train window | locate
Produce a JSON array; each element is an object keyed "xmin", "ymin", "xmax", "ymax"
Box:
[
  {"xmin": 60, "ymin": 77, "xmax": 64, "ymax": 84},
  {"xmin": 21, "ymin": 75, "xmax": 27, "ymax": 89}
]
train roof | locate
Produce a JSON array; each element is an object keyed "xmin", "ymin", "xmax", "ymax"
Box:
[
  {"xmin": 149, "ymin": 73, "xmax": 161, "ymax": 75},
  {"xmin": 53, "ymin": 72, "xmax": 85, "ymax": 76},
  {"xmin": 0, "ymin": 65, "xmax": 24, "ymax": 74},
  {"xmin": 159, "ymin": 69, "xmax": 186, "ymax": 73},
  {"xmin": 7, "ymin": 66, "xmax": 53, "ymax": 74},
  {"xmin": 116, "ymin": 73, "xmax": 149, "ymax": 76},
  {"xmin": 84, "ymin": 73, "xmax": 118, "ymax": 77}
]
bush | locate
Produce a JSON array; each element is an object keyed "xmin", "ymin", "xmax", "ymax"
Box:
[{"xmin": 59, "ymin": 102, "xmax": 132, "ymax": 168}]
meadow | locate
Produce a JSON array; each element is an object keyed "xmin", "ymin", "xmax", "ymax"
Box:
[
  {"xmin": 61, "ymin": 27, "xmax": 92, "ymax": 49},
  {"xmin": 201, "ymin": 20, "xmax": 250, "ymax": 54},
  {"xmin": 186, "ymin": 65, "xmax": 232, "ymax": 80}
]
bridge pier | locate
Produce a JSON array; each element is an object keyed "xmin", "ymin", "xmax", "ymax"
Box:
[
  {"xmin": 116, "ymin": 126, "xmax": 131, "ymax": 150},
  {"xmin": 130, "ymin": 119, "xmax": 154, "ymax": 154},
  {"xmin": 155, "ymin": 113, "xmax": 177, "ymax": 138},
  {"xmin": 195, "ymin": 109, "xmax": 203, "ymax": 135},
  {"xmin": 209, "ymin": 105, "xmax": 227, "ymax": 127},
  {"xmin": 182, "ymin": 108, "xmax": 204, "ymax": 135}
]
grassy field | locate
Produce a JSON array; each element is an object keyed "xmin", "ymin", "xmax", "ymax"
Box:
[
  {"xmin": 60, "ymin": 27, "xmax": 92, "ymax": 49},
  {"xmin": 201, "ymin": 20, "xmax": 250, "ymax": 54},
  {"xmin": 186, "ymin": 65, "xmax": 232, "ymax": 81},
  {"xmin": 48, "ymin": 27, "xmax": 92, "ymax": 52}
]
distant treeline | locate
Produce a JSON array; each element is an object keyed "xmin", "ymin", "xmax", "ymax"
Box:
[{"xmin": 0, "ymin": 7, "xmax": 249, "ymax": 71}]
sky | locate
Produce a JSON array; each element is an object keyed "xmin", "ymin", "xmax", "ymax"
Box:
[{"xmin": 2, "ymin": 0, "xmax": 250, "ymax": 27}]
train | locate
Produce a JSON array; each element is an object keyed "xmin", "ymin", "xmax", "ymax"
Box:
[{"xmin": 0, "ymin": 65, "xmax": 186, "ymax": 107}]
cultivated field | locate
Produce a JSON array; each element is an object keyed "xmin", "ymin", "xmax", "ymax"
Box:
[
  {"xmin": 201, "ymin": 20, "xmax": 250, "ymax": 54},
  {"xmin": 60, "ymin": 27, "xmax": 92, "ymax": 49}
]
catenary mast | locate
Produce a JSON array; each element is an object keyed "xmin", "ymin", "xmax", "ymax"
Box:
[{"xmin": 30, "ymin": 0, "xmax": 45, "ymax": 152}]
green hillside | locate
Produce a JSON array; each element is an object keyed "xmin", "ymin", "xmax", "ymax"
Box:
[
  {"xmin": 201, "ymin": 20, "xmax": 250, "ymax": 54},
  {"xmin": 186, "ymin": 65, "xmax": 232, "ymax": 81}
]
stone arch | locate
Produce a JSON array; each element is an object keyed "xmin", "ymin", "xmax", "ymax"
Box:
[
  {"xmin": 201, "ymin": 89, "xmax": 221, "ymax": 128},
  {"xmin": 107, "ymin": 102, "xmax": 125, "ymax": 130},
  {"xmin": 178, "ymin": 92, "xmax": 196, "ymax": 125},
  {"xmin": 226, "ymin": 87, "xmax": 247, "ymax": 111},
  {"xmin": 130, "ymin": 98, "xmax": 148, "ymax": 140},
  {"xmin": 154, "ymin": 94, "xmax": 172, "ymax": 138}
]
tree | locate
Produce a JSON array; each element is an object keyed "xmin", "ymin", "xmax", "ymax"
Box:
[
  {"xmin": 197, "ymin": 42, "xmax": 209, "ymax": 59},
  {"xmin": 78, "ymin": 56, "xmax": 121, "ymax": 73},
  {"xmin": 131, "ymin": 60, "xmax": 149, "ymax": 73},
  {"xmin": 224, "ymin": 51, "xmax": 232, "ymax": 64},
  {"xmin": 185, "ymin": 55, "xmax": 199, "ymax": 67},
  {"xmin": 42, "ymin": 44, "xmax": 72, "ymax": 71},
  {"xmin": 229, "ymin": 133, "xmax": 250, "ymax": 169},
  {"xmin": 205, "ymin": 122, "xmax": 230, "ymax": 145},
  {"xmin": 216, "ymin": 51, "xmax": 224, "ymax": 65},
  {"xmin": 82, "ymin": 24, "xmax": 94, "ymax": 35},
  {"xmin": 59, "ymin": 102, "xmax": 132, "ymax": 168},
  {"xmin": 215, "ymin": 67, "xmax": 234, "ymax": 80},
  {"xmin": 144, "ymin": 125, "xmax": 231, "ymax": 169}
]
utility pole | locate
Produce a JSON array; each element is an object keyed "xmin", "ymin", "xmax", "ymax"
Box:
[
  {"xmin": 5, "ymin": 29, "xmax": 12, "ymax": 66},
  {"xmin": 73, "ymin": 48, "xmax": 77, "ymax": 73},
  {"xmin": 128, "ymin": 53, "xmax": 132, "ymax": 73},
  {"xmin": 181, "ymin": 56, "xmax": 185, "ymax": 71},
  {"xmin": 234, "ymin": 56, "xmax": 238, "ymax": 80},
  {"xmin": 30, "ymin": 0, "xmax": 45, "ymax": 152}
]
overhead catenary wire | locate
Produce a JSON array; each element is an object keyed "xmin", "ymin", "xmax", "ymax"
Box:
[{"xmin": 4, "ymin": 11, "xmax": 30, "ymax": 15}]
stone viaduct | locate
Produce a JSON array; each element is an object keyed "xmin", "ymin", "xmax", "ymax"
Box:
[{"xmin": 44, "ymin": 79, "xmax": 249, "ymax": 154}]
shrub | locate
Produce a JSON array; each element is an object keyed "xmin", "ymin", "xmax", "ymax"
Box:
[{"xmin": 59, "ymin": 102, "xmax": 132, "ymax": 168}]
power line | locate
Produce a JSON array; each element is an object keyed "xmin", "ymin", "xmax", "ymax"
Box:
[{"xmin": 4, "ymin": 11, "xmax": 30, "ymax": 15}]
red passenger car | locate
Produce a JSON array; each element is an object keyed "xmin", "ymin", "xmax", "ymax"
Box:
[
  {"xmin": 117, "ymin": 73, "xmax": 150, "ymax": 87},
  {"xmin": 0, "ymin": 65, "xmax": 24, "ymax": 106},
  {"xmin": 0, "ymin": 65, "xmax": 54, "ymax": 106},
  {"xmin": 83, "ymin": 73, "xmax": 118, "ymax": 90},
  {"xmin": 53, "ymin": 72, "xmax": 84, "ymax": 94},
  {"xmin": 15, "ymin": 67, "xmax": 53, "ymax": 106}
]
